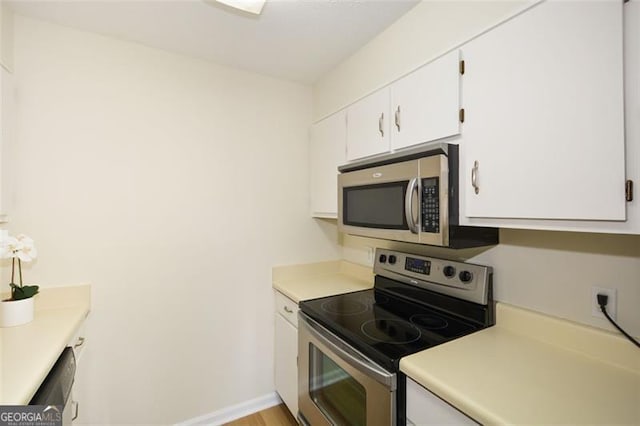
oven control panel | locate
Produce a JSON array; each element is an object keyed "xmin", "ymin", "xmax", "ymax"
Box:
[
  {"xmin": 404, "ymin": 256, "xmax": 431, "ymax": 275},
  {"xmin": 373, "ymin": 248, "xmax": 492, "ymax": 305}
]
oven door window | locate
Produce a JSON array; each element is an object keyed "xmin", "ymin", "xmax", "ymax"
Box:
[
  {"xmin": 309, "ymin": 343, "xmax": 366, "ymax": 426},
  {"xmin": 343, "ymin": 182, "xmax": 408, "ymax": 229}
]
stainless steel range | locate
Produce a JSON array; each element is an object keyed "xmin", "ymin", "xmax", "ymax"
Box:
[{"xmin": 297, "ymin": 248, "xmax": 494, "ymax": 425}]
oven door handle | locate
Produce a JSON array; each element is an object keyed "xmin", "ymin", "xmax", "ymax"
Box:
[
  {"xmin": 300, "ymin": 313, "xmax": 396, "ymax": 389},
  {"xmin": 405, "ymin": 177, "xmax": 420, "ymax": 234}
]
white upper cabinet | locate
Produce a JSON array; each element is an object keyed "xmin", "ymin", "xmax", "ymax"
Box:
[
  {"xmin": 346, "ymin": 50, "xmax": 462, "ymax": 162},
  {"xmin": 346, "ymin": 88, "xmax": 390, "ymax": 161},
  {"xmin": 461, "ymin": 0, "xmax": 625, "ymax": 221},
  {"xmin": 391, "ymin": 50, "xmax": 461, "ymax": 151},
  {"xmin": 309, "ymin": 110, "xmax": 346, "ymax": 217}
]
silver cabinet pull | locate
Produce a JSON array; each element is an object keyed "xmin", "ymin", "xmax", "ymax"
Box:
[
  {"xmin": 74, "ymin": 336, "xmax": 86, "ymax": 349},
  {"xmin": 471, "ymin": 161, "xmax": 479, "ymax": 194},
  {"xmin": 378, "ymin": 113, "xmax": 384, "ymax": 137},
  {"xmin": 284, "ymin": 306, "xmax": 293, "ymax": 314},
  {"xmin": 72, "ymin": 401, "xmax": 79, "ymax": 420},
  {"xmin": 394, "ymin": 106, "xmax": 401, "ymax": 131}
]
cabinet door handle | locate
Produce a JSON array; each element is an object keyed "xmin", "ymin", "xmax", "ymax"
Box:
[
  {"xmin": 394, "ymin": 106, "xmax": 401, "ymax": 132},
  {"xmin": 72, "ymin": 401, "xmax": 79, "ymax": 420},
  {"xmin": 378, "ymin": 113, "xmax": 384, "ymax": 137},
  {"xmin": 284, "ymin": 306, "xmax": 293, "ymax": 314},
  {"xmin": 471, "ymin": 160, "xmax": 479, "ymax": 194},
  {"xmin": 74, "ymin": 336, "xmax": 86, "ymax": 349}
]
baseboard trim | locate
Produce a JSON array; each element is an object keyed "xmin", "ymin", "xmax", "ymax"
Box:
[{"xmin": 177, "ymin": 392, "xmax": 283, "ymax": 426}]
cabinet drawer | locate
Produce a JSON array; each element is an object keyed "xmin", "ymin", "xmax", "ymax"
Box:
[{"xmin": 275, "ymin": 291, "xmax": 299, "ymax": 328}]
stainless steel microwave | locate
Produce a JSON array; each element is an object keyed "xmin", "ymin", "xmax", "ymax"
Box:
[{"xmin": 338, "ymin": 143, "xmax": 498, "ymax": 248}]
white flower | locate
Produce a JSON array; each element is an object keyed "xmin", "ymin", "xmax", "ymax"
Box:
[
  {"xmin": 0, "ymin": 232, "xmax": 37, "ymax": 262},
  {"xmin": 0, "ymin": 235, "xmax": 17, "ymax": 259},
  {"xmin": 15, "ymin": 234, "xmax": 37, "ymax": 262}
]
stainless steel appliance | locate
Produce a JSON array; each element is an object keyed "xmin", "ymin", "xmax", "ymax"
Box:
[
  {"xmin": 298, "ymin": 248, "xmax": 494, "ymax": 425},
  {"xmin": 30, "ymin": 347, "xmax": 77, "ymax": 425},
  {"xmin": 338, "ymin": 143, "xmax": 498, "ymax": 248}
]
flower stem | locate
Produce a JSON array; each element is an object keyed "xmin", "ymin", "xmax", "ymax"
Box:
[
  {"xmin": 18, "ymin": 258, "xmax": 23, "ymax": 287},
  {"xmin": 11, "ymin": 257, "xmax": 14, "ymax": 284}
]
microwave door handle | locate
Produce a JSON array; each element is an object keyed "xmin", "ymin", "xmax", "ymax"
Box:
[{"xmin": 405, "ymin": 177, "xmax": 420, "ymax": 233}]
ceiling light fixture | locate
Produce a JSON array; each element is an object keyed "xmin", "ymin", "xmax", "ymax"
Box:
[{"xmin": 205, "ymin": 0, "xmax": 266, "ymax": 15}]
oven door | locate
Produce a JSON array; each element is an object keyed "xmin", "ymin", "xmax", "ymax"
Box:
[
  {"xmin": 298, "ymin": 313, "xmax": 396, "ymax": 426},
  {"xmin": 338, "ymin": 160, "xmax": 420, "ymax": 244}
]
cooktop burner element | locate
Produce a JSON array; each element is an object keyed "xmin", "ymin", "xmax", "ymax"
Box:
[
  {"xmin": 359, "ymin": 293, "xmax": 389, "ymax": 306},
  {"xmin": 409, "ymin": 314, "xmax": 448, "ymax": 330},
  {"xmin": 361, "ymin": 319, "xmax": 422, "ymax": 344},
  {"xmin": 320, "ymin": 299, "xmax": 368, "ymax": 315}
]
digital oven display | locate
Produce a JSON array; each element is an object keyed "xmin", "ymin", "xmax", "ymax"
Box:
[{"xmin": 405, "ymin": 257, "xmax": 431, "ymax": 275}]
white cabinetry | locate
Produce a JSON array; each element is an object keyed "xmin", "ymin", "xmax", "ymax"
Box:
[
  {"xmin": 274, "ymin": 291, "xmax": 299, "ymax": 417},
  {"xmin": 406, "ymin": 378, "xmax": 477, "ymax": 425},
  {"xmin": 390, "ymin": 50, "xmax": 461, "ymax": 151},
  {"xmin": 310, "ymin": 111, "xmax": 346, "ymax": 217},
  {"xmin": 345, "ymin": 50, "xmax": 462, "ymax": 162},
  {"xmin": 346, "ymin": 89, "xmax": 390, "ymax": 161},
  {"xmin": 461, "ymin": 0, "xmax": 625, "ymax": 221}
]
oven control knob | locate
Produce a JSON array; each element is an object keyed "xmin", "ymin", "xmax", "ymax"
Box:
[
  {"xmin": 388, "ymin": 255, "xmax": 397, "ymax": 265},
  {"xmin": 379, "ymin": 254, "xmax": 387, "ymax": 263},
  {"xmin": 459, "ymin": 270, "xmax": 473, "ymax": 283},
  {"xmin": 443, "ymin": 265, "xmax": 456, "ymax": 278}
]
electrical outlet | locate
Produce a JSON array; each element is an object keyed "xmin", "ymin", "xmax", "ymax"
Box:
[
  {"xmin": 591, "ymin": 286, "xmax": 617, "ymax": 320},
  {"xmin": 366, "ymin": 247, "xmax": 374, "ymax": 265}
]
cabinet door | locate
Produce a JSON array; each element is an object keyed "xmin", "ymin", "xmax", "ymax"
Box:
[
  {"xmin": 346, "ymin": 88, "xmax": 390, "ymax": 161},
  {"xmin": 462, "ymin": 0, "xmax": 625, "ymax": 220},
  {"xmin": 391, "ymin": 50, "xmax": 461, "ymax": 151},
  {"xmin": 310, "ymin": 111, "xmax": 346, "ymax": 218},
  {"xmin": 406, "ymin": 378, "xmax": 478, "ymax": 425},
  {"xmin": 274, "ymin": 314, "xmax": 298, "ymax": 417}
]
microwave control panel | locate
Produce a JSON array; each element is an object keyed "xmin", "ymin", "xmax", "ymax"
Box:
[{"xmin": 421, "ymin": 177, "xmax": 440, "ymax": 233}]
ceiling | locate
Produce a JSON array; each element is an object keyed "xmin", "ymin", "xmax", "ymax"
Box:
[{"xmin": 8, "ymin": 0, "xmax": 419, "ymax": 83}]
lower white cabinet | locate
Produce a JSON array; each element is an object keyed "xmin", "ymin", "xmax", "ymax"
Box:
[
  {"xmin": 406, "ymin": 378, "xmax": 477, "ymax": 425},
  {"xmin": 274, "ymin": 291, "xmax": 299, "ymax": 417}
]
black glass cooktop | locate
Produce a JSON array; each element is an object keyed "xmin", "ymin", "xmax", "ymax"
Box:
[{"xmin": 299, "ymin": 279, "xmax": 484, "ymax": 372}]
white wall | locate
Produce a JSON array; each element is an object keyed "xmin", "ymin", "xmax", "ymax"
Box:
[
  {"xmin": 5, "ymin": 15, "xmax": 340, "ymax": 424},
  {"xmin": 313, "ymin": 0, "xmax": 529, "ymax": 120},
  {"xmin": 314, "ymin": 1, "xmax": 640, "ymax": 337}
]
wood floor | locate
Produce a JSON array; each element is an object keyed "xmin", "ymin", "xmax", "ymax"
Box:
[{"xmin": 224, "ymin": 404, "xmax": 298, "ymax": 426}]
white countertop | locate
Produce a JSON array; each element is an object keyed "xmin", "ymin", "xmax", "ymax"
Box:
[
  {"xmin": 401, "ymin": 303, "xmax": 640, "ymax": 425},
  {"xmin": 272, "ymin": 260, "xmax": 373, "ymax": 303},
  {"xmin": 1, "ymin": 285, "xmax": 91, "ymax": 404}
]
